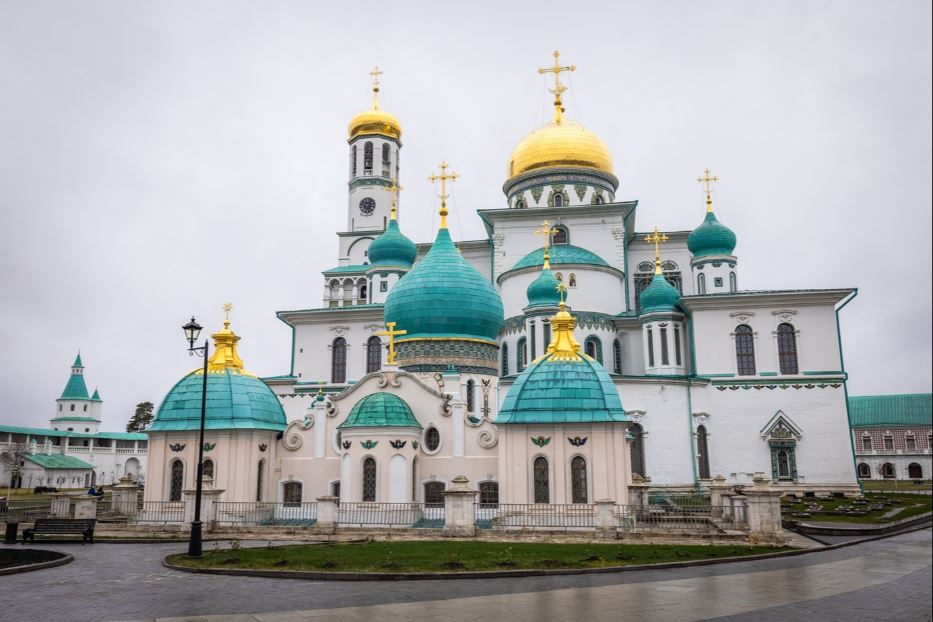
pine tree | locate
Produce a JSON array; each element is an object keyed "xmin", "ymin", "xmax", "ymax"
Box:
[{"xmin": 126, "ymin": 401, "xmax": 155, "ymax": 432}]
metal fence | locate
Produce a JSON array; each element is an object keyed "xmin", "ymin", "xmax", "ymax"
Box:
[
  {"xmin": 337, "ymin": 502, "xmax": 444, "ymax": 528},
  {"xmin": 133, "ymin": 500, "xmax": 186, "ymax": 524},
  {"xmin": 214, "ymin": 502, "xmax": 318, "ymax": 526},
  {"xmin": 647, "ymin": 492, "xmax": 713, "ymax": 509},
  {"xmin": 475, "ymin": 503, "xmax": 597, "ymax": 531},
  {"xmin": 615, "ymin": 504, "xmax": 731, "ymax": 532},
  {"xmin": 0, "ymin": 504, "xmax": 51, "ymax": 522}
]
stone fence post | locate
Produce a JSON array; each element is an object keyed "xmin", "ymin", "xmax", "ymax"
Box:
[
  {"xmin": 595, "ymin": 499, "xmax": 617, "ymax": 535},
  {"xmin": 50, "ymin": 493, "xmax": 71, "ymax": 518},
  {"xmin": 315, "ymin": 496, "xmax": 338, "ymax": 534},
  {"xmin": 111, "ymin": 475, "xmax": 140, "ymax": 516},
  {"xmin": 74, "ymin": 497, "xmax": 98, "ymax": 519},
  {"xmin": 708, "ymin": 474, "xmax": 732, "ymax": 519},
  {"xmin": 744, "ymin": 473, "xmax": 785, "ymax": 543},
  {"xmin": 182, "ymin": 481, "xmax": 225, "ymax": 531},
  {"xmin": 443, "ymin": 475, "xmax": 477, "ymax": 537},
  {"xmin": 628, "ymin": 474, "xmax": 650, "ymax": 508}
]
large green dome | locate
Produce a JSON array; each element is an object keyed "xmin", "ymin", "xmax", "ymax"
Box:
[
  {"xmin": 510, "ymin": 244, "xmax": 609, "ymax": 271},
  {"xmin": 687, "ymin": 211, "xmax": 736, "ymax": 258},
  {"xmin": 526, "ymin": 268, "xmax": 561, "ymax": 308},
  {"xmin": 639, "ymin": 272, "xmax": 681, "ymax": 314},
  {"xmin": 368, "ymin": 218, "xmax": 417, "ymax": 268},
  {"xmin": 384, "ymin": 228, "xmax": 504, "ymax": 342},
  {"xmin": 338, "ymin": 393, "xmax": 421, "ymax": 429}
]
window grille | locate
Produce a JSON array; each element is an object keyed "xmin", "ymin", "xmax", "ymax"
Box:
[
  {"xmin": 332, "ymin": 337, "xmax": 347, "ymax": 383},
  {"xmin": 256, "ymin": 460, "xmax": 265, "ymax": 501},
  {"xmin": 734, "ymin": 325, "xmax": 756, "ymax": 375},
  {"xmin": 366, "ymin": 336, "xmax": 381, "ymax": 374},
  {"xmin": 479, "ymin": 481, "xmax": 499, "ymax": 507},
  {"xmin": 660, "ymin": 328, "xmax": 670, "ymax": 365},
  {"xmin": 363, "ymin": 141, "xmax": 373, "ymax": 173},
  {"xmin": 533, "ymin": 457, "xmax": 549, "ymax": 503},
  {"xmin": 570, "ymin": 456, "xmax": 588, "ymax": 503},
  {"xmin": 696, "ymin": 426, "xmax": 710, "ymax": 479},
  {"xmin": 501, "ymin": 342, "xmax": 509, "ymax": 376},
  {"xmin": 630, "ymin": 423, "xmax": 646, "ymax": 477},
  {"xmin": 424, "ymin": 481, "xmax": 445, "ymax": 507},
  {"xmin": 777, "ymin": 323, "xmax": 798, "ymax": 375},
  {"xmin": 613, "ymin": 339, "xmax": 622, "ymax": 374},
  {"xmin": 362, "ymin": 457, "xmax": 377, "ymax": 501},
  {"xmin": 283, "ymin": 481, "xmax": 302, "ymax": 504},
  {"xmin": 169, "ymin": 460, "xmax": 183, "ymax": 502},
  {"xmin": 425, "ymin": 427, "xmax": 440, "ymax": 452},
  {"xmin": 647, "ymin": 329, "xmax": 655, "ymax": 367}
]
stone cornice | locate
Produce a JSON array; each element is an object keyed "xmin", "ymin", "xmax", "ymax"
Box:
[{"xmin": 681, "ymin": 289, "xmax": 855, "ymax": 310}]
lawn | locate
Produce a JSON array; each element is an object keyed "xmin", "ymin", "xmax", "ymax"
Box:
[
  {"xmin": 783, "ymin": 492, "xmax": 932, "ymax": 524},
  {"xmin": 168, "ymin": 540, "xmax": 792, "ymax": 573},
  {"xmin": 860, "ymin": 480, "xmax": 932, "ymax": 492},
  {"xmin": 0, "ymin": 488, "xmax": 103, "ymax": 503}
]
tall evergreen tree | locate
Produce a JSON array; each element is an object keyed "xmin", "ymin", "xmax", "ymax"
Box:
[{"xmin": 126, "ymin": 401, "xmax": 155, "ymax": 432}]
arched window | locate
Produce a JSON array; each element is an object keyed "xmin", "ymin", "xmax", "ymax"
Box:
[
  {"xmin": 169, "ymin": 460, "xmax": 183, "ymax": 502},
  {"xmin": 351, "ymin": 145, "xmax": 357, "ymax": 177},
  {"xmin": 552, "ymin": 225, "xmax": 568, "ymax": 245},
  {"xmin": 517, "ymin": 337, "xmax": 527, "ymax": 371},
  {"xmin": 881, "ymin": 463, "xmax": 895, "ymax": 478},
  {"xmin": 202, "ymin": 459, "xmax": 214, "ymax": 482},
  {"xmin": 366, "ymin": 336, "xmax": 382, "ymax": 374},
  {"xmin": 70, "ymin": 404, "xmax": 75, "ymax": 411},
  {"xmin": 515, "ymin": 196, "xmax": 526, "ymax": 209},
  {"xmin": 570, "ymin": 456, "xmax": 588, "ymax": 503},
  {"xmin": 359, "ymin": 282, "xmax": 368, "ymax": 303},
  {"xmin": 425, "ymin": 426, "xmax": 440, "ymax": 452},
  {"xmin": 734, "ymin": 325, "xmax": 756, "ymax": 376},
  {"xmin": 568, "ymin": 273, "xmax": 577, "ymax": 287},
  {"xmin": 592, "ymin": 194, "xmax": 604, "ymax": 205},
  {"xmin": 908, "ymin": 463, "xmax": 923, "ymax": 479},
  {"xmin": 552, "ymin": 193, "xmax": 564, "ymax": 207},
  {"xmin": 501, "ymin": 342, "xmax": 509, "ymax": 376},
  {"xmin": 83, "ymin": 404, "xmax": 87, "ymax": 411},
  {"xmin": 362, "ymin": 457, "xmax": 377, "ymax": 501},
  {"xmin": 696, "ymin": 426, "xmax": 710, "ymax": 479},
  {"xmin": 533, "ymin": 456, "xmax": 549, "ymax": 503},
  {"xmin": 283, "ymin": 481, "xmax": 302, "ymax": 505},
  {"xmin": 613, "ymin": 339, "xmax": 622, "ymax": 374},
  {"xmin": 479, "ymin": 481, "xmax": 499, "ymax": 507},
  {"xmin": 584, "ymin": 336, "xmax": 602, "ymax": 363},
  {"xmin": 777, "ymin": 323, "xmax": 799, "ymax": 375},
  {"xmin": 776, "ymin": 450, "xmax": 791, "ymax": 479},
  {"xmin": 424, "ymin": 481, "xmax": 445, "ymax": 507},
  {"xmin": 363, "ymin": 141, "xmax": 373, "ymax": 173},
  {"xmin": 542, "ymin": 320, "xmax": 552, "ymax": 347},
  {"xmin": 381, "ymin": 144, "xmax": 391, "ymax": 176},
  {"xmin": 331, "ymin": 337, "xmax": 347, "ymax": 383},
  {"xmin": 630, "ymin": 423, "xmax": 646, "ymax": 477},
  {"xmin": 466, "ymin": 379, "xmax": 475, "ymax": 413},
  {"xmin": 729, "ymin": 271, "xmax": 737, "ymax": 292},
  {"xmin": 698, "ymin": 273, "xmax": 707, "ymax": 295},
  {"xmin": 857, "ymin": 463, "xmax": 871, "ymax": 479},
  {"xmin": 256, "ymin": 459, "xmax": 265, "ymax": 501}
]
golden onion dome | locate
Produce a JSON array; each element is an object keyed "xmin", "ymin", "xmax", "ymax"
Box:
[
  {"xmin": 507, "ymin": 120, "xmax": 613, "ymax": 180},
  {"xmin": 348, "ymin": 106, "xmax": 402, "ymax": 141}
]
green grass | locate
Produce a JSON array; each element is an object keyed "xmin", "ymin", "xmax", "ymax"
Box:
[
  {"xmin": 783, "ymin": 492, "xmax": 932, "ymax": 524},
  {"xmin": 168, "ymin": 541, "xmax": 792, "ymax": 573},
  {"xmin": 860, "ymin": 480, "xmax": 932, "ymax": 492},
  {"xmin": 0, "ymin": 488, "xmax": 106, "ymax": 503}
]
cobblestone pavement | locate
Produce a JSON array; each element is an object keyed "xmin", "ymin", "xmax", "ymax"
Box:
[{"xmin": 0, "ymin": 529, "xmax": 928, "ymax": 622}]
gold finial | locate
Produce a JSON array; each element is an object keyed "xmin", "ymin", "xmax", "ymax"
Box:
[
  {"xmin": 369, "ymin": 66, "xmax": 384, "ymax": 109},
  {"xmin": 222, "ymin": 302, "xmax": 233, "ymax": 327},
  {"xmin": 375, "ymin": 321, "xmax": 407, "ymax": 365},
  {"xmin": 205, "ymin": 304, "xmax": 248, "ymax": 374},
  {"xmin": 382, "ymin": 177, "xmax": 402, "ymax": 220},
  {"xmin": 536, "ymin": 298, "xmax": 583, "ymax": 363},
  {"xmin": 534, "ymin": 219, "xmax": 559, "ymax": 269},
  {"xmin": 538, "ymin": 50, "xmax": 576, "ymax": 124},
  {"xmin": 428, "ymin": 161, "xmax": 458, "ymax": 229},
  {"xmin": 697, "ymin": 168, "xmax": 719, "ymax": 213},
  {"xmin": 556, "ymin": 281, "xmax": 568, "ymax": 304},
  {"xmin": 644, "ymin": 226, "xmax": 669, "ymax": 275}
]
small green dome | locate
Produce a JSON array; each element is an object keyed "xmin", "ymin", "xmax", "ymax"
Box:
[
  {"xmin": 339, "ymin": 393, "xmax": 421, "ymax": 429},
  {"xmin": 526, "ymin": 268, "xmax": 561, "ymax": 308},
  {"xmin": 687, "ymin": 211, "xmax": 736, "ymax": 258},
  {"xmin": 639, "ymin": 272, "xmax": 681, "ymax": 314},
  {"xmin": 150, "ymin": 368, "xmax": 287, "ymax": 432},
  {"xmin": 511, "ymin": 245, "xmax": 609, "ymax": 271},
  {"xmin": 385, "ymin": 228, "xmax": 504, "ymax": 342},
  {"xmin": 368, "ymin": 219, "xmax": 417, "ymax": 268}
]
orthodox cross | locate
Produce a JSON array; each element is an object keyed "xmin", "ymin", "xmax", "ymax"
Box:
[
  {"xmin": 533, "ymin": 219, "xmax": 559, "ymax": 268},
  {"xmin": 538, "ymin": 50, "xmax": 575, "ymax": 123},
  {"xmin": 556, "ymin": 281, "xmax": 568, "ymax": 304},
  {"xmin": 697, "ymin": 168, "xmax": 719, "ymax": 212},
  {"xmin": 382, "ymin": 177, "xmax": 403, "ymax": 219},
  {"xmin": 223, "ymin": 302, "xmax": 233, "ymax": 323},
  {"xmin": 369, "ymin": 66, "xmax": 383, "ymax": 107},
  {"xmin": 428, "ymin": 162, "xmax": 458, "ymax": 229},
  {"xmin": 376, "ymin": 321, "xmax": 407, "ymax": 365},
  {"xmin": 644, "ymin": 226, "xmax": 669, "ymax": 274}
]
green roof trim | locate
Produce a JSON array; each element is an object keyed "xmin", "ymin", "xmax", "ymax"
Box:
[
  {"xmin": 23, "ymin": 453, "xmax": 94, "ymax": 470},
  {"xmin": 338, "ymin": 393, "xmax": 421, "ymax": 429},
  {"xmin": 848, "ymin": 394, "xmax": 932, "ymax": 427},
  {"xmin": 323, "ymin": 264, "xmax": 370, "ymax": 274},
  {"xmin": 50, "ymin": 417, "xmax": 100, "ymax": 423},
  {"xmin": 0, "ymin": 425, "xmax": 147, "ymax": 440},
  {"xmin": 511, "ymin": 245, "xmax": 610, "ymax": 271}
]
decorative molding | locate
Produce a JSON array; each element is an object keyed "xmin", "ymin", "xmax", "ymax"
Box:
[
  {"xmin": 202, "ymin": 442, "xmax": 216, "ymax": 452},
  {"xmin": 342, "ymin": 440, "xmax": 352, "ymax": 450},
  {"xmin": 626, "ymin": 409, "xmax": 646, "ymax": 423},
  {"xmin": 389, "ymin": 439, "xmax": 407, "ymax": 449},
  {"xmin": 530, "ymin": 435, "xmax": 551, "ymax": 447},
  {"xmin": 258, "ymin": 443, "xmax": 268, "ymax": 452},
  {"xmin": 568, "ymin": 436, "xmax": 587, "ymax": 447},
  {"xmin": 169, "ymin": 443, "xmax": 186, "ymax": 452},
  {"xmin": 360, "ymin": 439, "xmax": 378, "ymax": 450},
  {"xmin": 477, "ymin": 427, "xmax": 498, "ymax": 449},
  {"xmin": 411, "ymin": 440, "xmax": 419, "ymax": 450}
]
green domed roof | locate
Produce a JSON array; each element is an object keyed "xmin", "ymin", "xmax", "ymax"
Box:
[
  {"xmin": 526, "ymin": 268, "xmax": 561, "ymax": 308},
  {"xmin": 338, "ymin": 393, "xmax": 421, "ymax": 429},
  {"xmin": 511, "ymin": 245, "xmax": 609, "ymax": 271},
  {"xmin": 639, "ymin": 272, "xmax": 681, "ymax": 314},
  {"xmin": 149, "ymin": 368, "xmax": 287, "ymax": 432},
  {"xmin": 687, "ymin": 211, "xmax": 736, "ymax": 258},
  {"xmin": 384, "ymin": 227, "xmax": 504, "ymax": 342},
  {"xmin": 368, "ymin": 218, "xmax": 417, "ymax": 268}
]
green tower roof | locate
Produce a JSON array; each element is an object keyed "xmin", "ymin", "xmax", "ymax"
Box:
[
  {"xmin": 73, "ymin": 352, "xmax": 84, "ymax": 368},
  {"xmin": 338, "ymin": 393, "xmax": 421, "ymax": 429},
  {"xmin": 368, "ymin": 218, "xmax": 417, "ymax": 268},
  {"xmin": 639, "ymin": 272, "xmax": 681, "ymax": 314},
  {"xmin": 687, "ymin": 211, "xmax": 737, "ymax": 258},
  {"xmin": 91, "ymin": 388, "xmax": 102, "ymax": 402},
  {"xmin": 511, "ymin": 245, "xmax": 609, "ymax": 271},
  {"xmin": 59, "ymin": 356, "xmax": 90, "ymax": 401},
  {"xmin": 526, "ymin": 268, "xmax": 561, "ymax": 308},
  {"xmin": 384, "ymin": 227, "xmax": 504, "ymax": 342}
]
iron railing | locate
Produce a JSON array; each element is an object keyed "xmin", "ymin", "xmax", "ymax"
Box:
[
  {"xmin": 475, "ymin": 503, "xmax": 597, "ymax": 530},
  {"xmin": 615, "ymin": 504, "xmax": 732, "ymax": 532},
  {"xmin": 337, "ymin": 502, "xmax": 443, "ymax": 528},
  {"xmin": 133, "ymin": 500, "xmax": 186, "ymax": 523},
  {"xmin": 214, "ymin": 502, "xmax": 318, "ymax": 526},
  {"xmin": 0, "ymin": 504, "xmax": 52, "ymax": 522}
]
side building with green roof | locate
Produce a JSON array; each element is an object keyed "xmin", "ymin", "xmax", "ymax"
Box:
[{"xmin": 848, "ymin": 394, "xmax": 931, "ymax": 481}]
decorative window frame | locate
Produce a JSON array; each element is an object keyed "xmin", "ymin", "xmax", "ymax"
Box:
[
  {"xmin": 530, "ymin": 454, "xmax": 552, "ymax": 504},
  {"xmin": 421, "ymin": 425, "xmax": 443, "ymax": 455},
  {"xmin": 771, "ymin": 310, "xmax": 800, "ymax": 375}
]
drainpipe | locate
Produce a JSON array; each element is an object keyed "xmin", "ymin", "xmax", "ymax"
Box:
[
  {"xmin": 684, "ymin": 308, "xmax": 700, "ymax": 492},
  {"xmin": 835, "ymin": 289, "xmax": 862, "ymax": 494}
]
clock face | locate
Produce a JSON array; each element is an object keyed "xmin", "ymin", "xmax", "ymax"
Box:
[{"xmin": 359, "ymin": 197, "xmax": 376, "ymax": 215}]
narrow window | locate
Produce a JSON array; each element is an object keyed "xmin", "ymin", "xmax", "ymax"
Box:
[
  {"xmin": 698, "ymin": 273, "xmax": 707, "ymax": 295},
  {"xmin": 884, "ymin": 436, "xmax": 894, "ymax": 451},
  {"xmin": 857, "ymin": 463, "xmax": 871, "ymax": 479},
  {"xmin": 630, "ymin": 423, "xmax": 645, "ymax": 477},
  {"xmin": 729, "ymin": 271, "xmax": 737, "ymax": 292},
  {"xmin": 862, "ymin": 436, "xmax": 872, "ymax": 451},
  {"xmin": 585, "ymin": 336, "xmax": 602, "ymax": 363},
  {"xmin": 331, "ymin": 337, "xmax": 347, "ymax": 383},
  {"xmin": 380, "ymin": 280, "xmax": 388, "ymax": 292},
  {"xmin": 351, "ymin": 145, "xmax": 357, "ymax": 177},
  {"xmin": 501, "ymin": 342, "xmax": 509, "ymax": 376},
  {"xmin": 283, "ymin": 481, "xmax": 302, "ymax": 505},
  {"xmin": 660, "ymin": 327, "xmax": 670, "ymax": 365},
  {"xmin": 674, "ymin": 325, "xmax": 682, "ymax": 366},
  {"xmin": 479, "ymin": 481, "xmax": 499, "ymax": 507},
  {"xmin": 533, "ymin": 457, "xmax": 549, "ymax": 503},
  {"xmin": 777, "ymin": 323, "xmax": 798, "ymax": 375},
  {"xmin": 381, "ymin": 144, "xmax": 391, "ymax": 176},
  {"xmin": 530, "ymin": 320, "xmax": 536, "ymax": 359},
  {"xmin": 734, "ymin": 325, "xmax": 756, "ymax": 375},
  {"xmin": 359, "ymin": 283, "xmax": 368, "ymax": 303},
  {"xmin": 424, "ymin": 481, "xmax": 445, "ymax": 507},
  {"xmin": 83, "ymin": 404, "xmax": 87, "ymax": 412},
  {"xmin": 169, "ymin": 460, "xmax": 183, "ymax": 502},
  {"xmin": 363, "ymin": 141, "xmax": 373, "ymax": 173},
  {"xmin": 362, "ymin": 457, "xmax": 377, "ymax": 501},
  {"xmin": 425, "ymin": 427, "xmax": 440, "ymax": 452},
  {"xmin": 70, "ymin": 404, "xmax": 75, "ymax": 412},
  {"xmin": 613, "ymin": 339, "xmax": 622, "ymax": 374},
  {"xmin": 543, "ymin": 321, "xmax": 551, "ymax": 347},
  {"xmin": 256, "ymin": 459, "xmax": 265, "ymax": 501},
  {"xmin": 366, "ymin": 336, "xmax": 382, "ymax": 374},
  {"xmin": 777, "ymin": 450, "xmax": 790, "ymax": 479},
  {"xmin": 553, "ymin": 193, "xmax": 564, "ymax": 207},
  {"xmin": 466, "ymin": 379, "xmax": 475, "ymax": 413},
  {"xmin": 647, "ymin": 328, "xmax": 655, "ymax": 367},
  {"xmin": 517, "ymin": 337, "xmax": 527, "ymax": 371},
  {"xmin": 696, "ymin": 425, "xmax": 710, "ymax": 479},
  {"xmin": 906, "ymin": 435, "xmax": 916, "ymax": 451},
  {"xmin": 552, "ymin": 226, "xmax": 568, "ymax": 245},
  {"xmin": 202, "ymin": 459, "xmax": 214, "ymax": 482},
  {"xmin": 570, "ymin": 456, "xmax": 588, "ymax": 503}
]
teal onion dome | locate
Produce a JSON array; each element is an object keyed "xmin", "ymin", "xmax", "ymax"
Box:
[
  {"xmin": 338, "ymin": 393, "xmax": 421, "ymax": 429},
  {"xmin": 639, "ymin": 272, "xmax": 681, "ymax": 314},
  {"xmin": 526, "ymin": 268, "xmax": 561, "ymax": 308},
  {"xmin": 511, "ymin": 244, "xmax": 609, "ymax": 271},
  {"xmin": 384, "ymin": 228, "xmax": 504, "ymax": 342},
  {"xmin": 687, "ymin": 211, "xmax": 737, "ymax": 258},
  {"xmin": 368, "ymin": 218, "xmax": 417, "ymax": 268}
]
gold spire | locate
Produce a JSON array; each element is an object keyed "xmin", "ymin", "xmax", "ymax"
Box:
[
  {"xmin": 533, "ymin": 219, "xmax": 558, "ymax": 269},
  {"xmin": 429, "ymin": 161, "xmax": 458, "ymax": 229},
  {"xmin": 369, "ymin": 66, "xmax": 384, "ymax": 109},
  {"xmin": 383, "ymin": 177, "xmax": 402, "ymax": 220},
  {"xmin": 376, "ymin": 321, "xmax": 407, "ymax": 365},
  {"xmin": 205, "ymin": 303, "xmax": 248, "ymax": 374},
  {"xmin": 538, "ymin": 301, "xmax": 584, "ymax": 363},
  {"xmin": 697, "ymin": 168, "xmax": 719, "ymax": 213},
  {"xmin": 644, "ymin": 226, "xmax": 669, "ymax": 275},
  {"xmin": 348, "ymin": 67, "xmax": 401, "ymax": 141},
  {"xmin": 538, "ymin": 50, "xmax": 576, "ymax": 125}
]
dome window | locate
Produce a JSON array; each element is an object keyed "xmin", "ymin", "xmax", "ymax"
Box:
[
  {"xmin": 424, "ymin": 426, "xmax": 441, "ymax": 453},
  {"xmin": 552, "ymin": 225, "xmax": 569, "ymax": 245}
]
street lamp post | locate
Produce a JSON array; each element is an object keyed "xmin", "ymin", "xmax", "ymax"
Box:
[{"xmin": 182, "ymin": 316, "xmax": 209, "ymax": 558}]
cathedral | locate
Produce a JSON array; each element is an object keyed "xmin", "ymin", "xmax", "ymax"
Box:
[{"xmin": 145, "ymin": 54, "xmax": 860, "ymax": 507}]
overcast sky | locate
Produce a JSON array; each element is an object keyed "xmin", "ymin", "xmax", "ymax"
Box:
[{"xmin": 0, "ymin": 1, "xmax": 930, "ymax": 432}]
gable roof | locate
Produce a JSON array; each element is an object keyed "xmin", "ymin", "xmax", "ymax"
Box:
[
  {"xmin": 848, "ymin": 394, "xmax": 932, "ymax": 427},
  {"xmin": 23, "ymin": 453, "xmax": 93, "ymax": 470}
]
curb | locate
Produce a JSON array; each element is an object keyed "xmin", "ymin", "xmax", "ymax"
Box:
[
  {"xmin": 159, "ymin": 525, "xmax": 931, "ymax": 581},
  {"xmin": 0, "ymin": 551, "xmax": 74, "ymax": 576}
]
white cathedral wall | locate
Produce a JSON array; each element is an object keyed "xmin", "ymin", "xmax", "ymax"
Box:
[
  {"xmin": 291, "ymin": 319, "xmax": 384, "ymax": 384},
  {"xmin": 499, "ymin": 269, "xmax": 624, "ymax": 319}
]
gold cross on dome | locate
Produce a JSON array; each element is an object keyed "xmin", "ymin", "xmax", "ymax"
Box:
[
  {"xmin": 534, "ymin": 219, "xmax": 559, "ymax": 268},
  {"xmin": 223, "ymin": 302, "xmax": 233, "ymax": 323},
  {"xmin": 556, "ymin": 281, "xmax": 568, "ymax": 304},
  {"xmin": 538, "ymin": 50, "xmax": 576, "ymax": 123},
  {"xmin": 644, "ymin": 226, "xmax": 669, "ymax": 273},
  {"xmin": 697, "ymin": 168, "xmax": 719, "ymax": 212},
  {"xmin": 369, "ymin": 66, "xmax": 384, "ymax": 107},
  {"xmin": 428, "ymin": 161, "xmax": 458, "ymax": 229},
  {"xmin": 376, "ymin": 321, "xmax": 407, "ymax": 365},
  {"xmin": 382, "ymin": 177, "xmax": 403, "ymax": 219}
]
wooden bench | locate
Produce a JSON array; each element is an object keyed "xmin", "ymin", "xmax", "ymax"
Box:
[{"xmin": 23, "ymin": 518, "xmax": 96, "ymax": 544}]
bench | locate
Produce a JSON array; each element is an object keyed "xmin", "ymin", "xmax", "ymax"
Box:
[{"xmin": 23, "ymin": 518, "xmax": 96, "ymax": 544}]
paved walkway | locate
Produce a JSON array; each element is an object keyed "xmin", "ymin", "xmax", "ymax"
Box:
[{"xmin": 0, "ymin": 530, "xmax": 929, "ymax": 622}]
